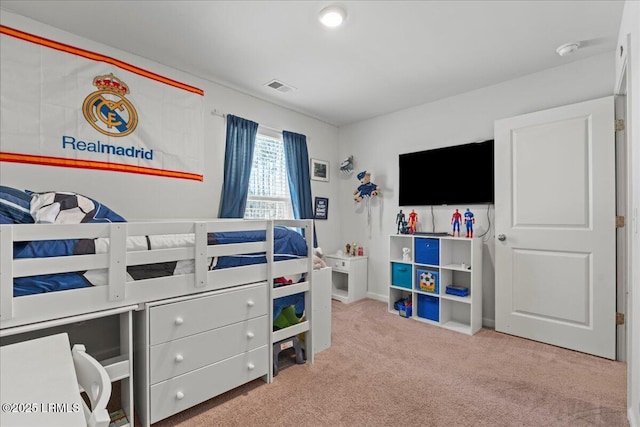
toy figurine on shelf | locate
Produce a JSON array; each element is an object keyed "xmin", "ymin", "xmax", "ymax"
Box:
[
  {"xmin": 451, "ymin": 208, "xmax": 462, "ymax": 237},
  {"xmin": 353, "ymin": 170, "xmax": 379, "ymax": 202},
  {"xmin": 402, "ymin": 247, "xmax": 411, "ymax": 262},
  {"xmin": 408, "ymin": 209, "xmax": 418, "ymax": 234},
  {"xmin": 396, "ymin": 210, "xmax": 406, "ymax": 234},
  {"xmin": 464, "ymin": 208, "xmax": 475, "ymax": 238}
]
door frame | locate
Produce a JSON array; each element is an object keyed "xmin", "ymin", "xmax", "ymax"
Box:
[{"xmin": 615, "ymin": 76, "xmax": 628, "ymax": 362}]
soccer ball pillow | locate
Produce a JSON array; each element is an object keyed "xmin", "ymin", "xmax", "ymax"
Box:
[{"xmin": 28, "ymin": 191, "xmax": 126, "ymax": 224}]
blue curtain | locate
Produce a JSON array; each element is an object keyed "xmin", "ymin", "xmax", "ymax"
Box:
[
  {"xmin": 283, "ymin": 130, "xmax": 317, "ymax": 247},
  {"xmin": 219, "ymin": 115, "xmax": 259, "ymax": 218}
]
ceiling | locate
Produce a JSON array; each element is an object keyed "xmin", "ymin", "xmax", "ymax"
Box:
[{"xmin": 0, "ymin": 1, "xmax": 625, "ymax": 127}]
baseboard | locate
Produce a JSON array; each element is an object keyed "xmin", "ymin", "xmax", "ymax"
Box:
[
  {"xmin": 482, "ymin": 317, "xmax": 495, "ymax": 329},
  {"xmin": 367, "ymin": 292, "xmax": 388, "ymax": 303},
  {"xmin": 629, "ymin": 405, "xmax": 639, "ymax": 427}
]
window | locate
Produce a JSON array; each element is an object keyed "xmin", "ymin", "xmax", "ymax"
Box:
[{"xmin": 244, "ymin": 132, "xmax": 293, "ymax": 220}]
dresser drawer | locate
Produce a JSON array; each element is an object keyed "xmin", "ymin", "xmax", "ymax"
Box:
[
  {"xmin": 149, "ymin": 284, "xmax": 267, "ymax": 345},
  {"xmin": 149, "ymin": 345, "xmax": 268, "ymax": 424},
  {"xmin": 326, "ymin": 256, "xmax": 349, "ymax": 273},
  {"xmin": 149, "ymin": 315, "xmax": 268, "ymax": 384}
]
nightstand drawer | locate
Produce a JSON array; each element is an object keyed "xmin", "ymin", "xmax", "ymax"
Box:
[
  {"xmin": 149, "ymin": 284, "xmax": 267, "ymax": 345},
  {"xmin": 149, "ymin": 315, "xmax": 268, "ymax": 384},
  {"xmin": 326, "ymin": 256, "xmax": 350, "ymax": 273}
]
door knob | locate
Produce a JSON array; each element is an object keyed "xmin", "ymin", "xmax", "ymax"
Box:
[{"xmin": 498, "ymin": 234, "xmax": 506, "ymax": 241}]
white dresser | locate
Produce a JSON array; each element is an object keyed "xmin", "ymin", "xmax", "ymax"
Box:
[{"xmin": 134, "ymin": 282, "xmax": 269, "ymax": 426}]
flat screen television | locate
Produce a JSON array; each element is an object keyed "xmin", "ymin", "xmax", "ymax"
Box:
[{"xmin": 398, "ymin": 140, "xmax": 494, "ymax": 206}]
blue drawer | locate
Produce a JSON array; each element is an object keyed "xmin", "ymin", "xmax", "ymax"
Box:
[
  {"xmin": 415, "ymin": 238, "xmax": 439, "ymax": 265},
  {"xmin": 417, "ymin": 294, "xmax": 439, "ymax": 322},
  {"xmin": 391, "ymin": 263, "xmax": 412, "ymax": 289}
]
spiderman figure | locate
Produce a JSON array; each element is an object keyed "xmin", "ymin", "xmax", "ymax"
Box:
[{"xmin": 451, "ymin": 208, "xmax": 462, "ymax": 237}]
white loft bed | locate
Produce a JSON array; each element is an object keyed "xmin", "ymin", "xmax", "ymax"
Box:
[{"xmin": 0, "ymin": 218, "xmax": 314, "ymax": 426}]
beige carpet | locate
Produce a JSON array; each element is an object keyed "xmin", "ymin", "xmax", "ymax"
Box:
[{"xmin": 145, "ymin": 298, "xmax": 627, "ymax": 427}]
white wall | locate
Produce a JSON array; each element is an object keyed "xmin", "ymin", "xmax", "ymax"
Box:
[
  {"xmin": 338, "ymin": 52, "xmax": 615, "ymax": 326},
  {"xmin": 616, "ymin": 2, "xmax": 639, "ymax": 425},
  {"xmin": 0, "ymin": 10, "xmax": 342, "ymax": 253}
]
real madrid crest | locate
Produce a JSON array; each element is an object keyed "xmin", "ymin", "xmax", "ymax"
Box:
[{"xmin": 83, "ymin": 73, "xmax": 138, "ymax": 137}]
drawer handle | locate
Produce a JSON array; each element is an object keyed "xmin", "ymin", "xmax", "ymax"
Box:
[
  {"xmin": 247, "ymin": 363, "xmax": 255, "ymax": 371},
  {"xmin": 247, "ymin": 331, "xmax": 255, "ymax": 339},
  {"xmin": 176, "ymin": 391, "xmax": 184, "ymax": 400},
  {"xmin": 247, "ymin": 300, "xmax": 255, "ymax": 307},
  {"xmin": 175, "ymin": 354, "xmax": 184, "ymax": 363},
  {"xmin": 174, "ymin": 317, "xmax": 184, "ymax": 325}
]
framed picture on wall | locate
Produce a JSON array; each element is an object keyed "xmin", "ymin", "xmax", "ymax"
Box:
[
  {"xmin": 314, "ymin": 197, "xmax": 329, "ymax": 220},
  {"xmin": 311, "ymin": 159, "xmax": 329, "ymax": 182}
]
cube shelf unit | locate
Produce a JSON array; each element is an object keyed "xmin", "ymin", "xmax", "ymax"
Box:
[{"xmin": 389, "ymin": 234, "xmax": 482, "ymax": 335}]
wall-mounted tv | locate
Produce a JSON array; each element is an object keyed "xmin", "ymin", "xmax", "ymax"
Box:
[{"xmin": 398, "ymin": 140, "xmax": 494, "ymax": 206}]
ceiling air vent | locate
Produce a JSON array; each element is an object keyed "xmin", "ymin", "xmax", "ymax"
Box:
[{"xmin": 265, "ymin": 79, "xmax": 296, "ymax": 93}]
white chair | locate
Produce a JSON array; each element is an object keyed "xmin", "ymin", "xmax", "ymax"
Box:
[{"xmin": 72, "ymin": 344, "xmax": 112, "ymax": 427}]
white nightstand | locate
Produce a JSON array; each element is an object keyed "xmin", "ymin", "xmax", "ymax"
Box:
[{"xmin": 324, "ymin": 254, "xmax": 368, "ymax": 303}]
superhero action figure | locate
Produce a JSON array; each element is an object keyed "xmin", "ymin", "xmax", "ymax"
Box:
[
  {"xmin": 464, "ymin": 208, "xmax": 475, "ymax": 238},
  {"xmin": 396, "ymin": 210, "xmax": 406, "ymax": 234},
  {"xmin": 408, "ymin": 209, "xmax": 418, "ymax": 234},
  {"xmin": 451, "ymin": 208, "xmax": 462, "ymax": 237}
]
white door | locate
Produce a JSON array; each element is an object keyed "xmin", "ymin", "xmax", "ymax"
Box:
[{"xmin": 494, "ymin": 96, "xmax": 616, "ymax": 359}]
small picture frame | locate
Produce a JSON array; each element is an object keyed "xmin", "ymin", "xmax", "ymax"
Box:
[
  {"xmin": 314, "ymin": 197, "xmax": 329, "ymax": 220},
  {"xmin": 311, "ymin": 158, "xmax": 329, "ymax": 182}
]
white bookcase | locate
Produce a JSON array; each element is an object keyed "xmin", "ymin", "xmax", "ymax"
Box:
[{"xmin": 388, "ymin": 234, "xmax": 482, "ymax": 335}]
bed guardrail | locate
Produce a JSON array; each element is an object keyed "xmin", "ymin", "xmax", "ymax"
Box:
[{"xmin": 0, "ymin": 219, "xmax": 313, "ymax": 329}]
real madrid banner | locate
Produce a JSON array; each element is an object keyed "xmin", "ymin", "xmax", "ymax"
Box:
[{"xmin": 0, "ymin": 26, "xmax": 205, "ymax": 181}]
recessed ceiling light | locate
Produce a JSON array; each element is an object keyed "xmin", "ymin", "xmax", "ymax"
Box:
[
  {"xmin": 556, "ymin": 42, "xmax": 580, "ymax": 57},
  {"xmin": 319, "ymin": 6, "xmax": 346, "ymax": 28}
]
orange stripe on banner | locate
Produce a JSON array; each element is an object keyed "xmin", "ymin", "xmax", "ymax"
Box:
[
  {"xmin": 0, "ymin": 26, "xmax": 204, "ymax": 96},
  {"xmin": 0, "ymin": 153, "xmax": 203, "ymax": 182}
]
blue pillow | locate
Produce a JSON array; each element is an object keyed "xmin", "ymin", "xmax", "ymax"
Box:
[{"xmin": 0, "ymin": 186, "xmax": 34, "ymax": 224}]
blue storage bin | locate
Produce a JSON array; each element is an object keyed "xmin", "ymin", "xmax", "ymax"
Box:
[
  {"xmin": 417, "ymin": 294, "xmax": 439, "ymax": 322},
  {"xmin": 391, "ymin": 262, "xmax": 412, "ymax": 289},
  {"xmin": 415, "ymin": 238, "xmax": 439, "ymax": 265},
  {"xmin": 416, "ymin": 268, "xmax": 439, "ymax": 294},
  {"xmin": 445, "ymin": 285, "xmax": 469, "ymax": 297}
]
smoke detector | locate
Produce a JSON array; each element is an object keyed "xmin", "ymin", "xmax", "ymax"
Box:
[
  {"xmin": 556, "ymin": 42, "xmax": 580, "ymax": 57},
  {"xmin": 264, "ymin": 79, "xmax": 296, "ymax": 93}
]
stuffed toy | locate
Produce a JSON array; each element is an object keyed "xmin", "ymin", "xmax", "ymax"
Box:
[
  {"xmin": 353, "ymin": 170, "xmax": 379, "ymax": 202},
  {"xmin": 313, "ymin": 247, "xmax": 327, "ymax": 269}
]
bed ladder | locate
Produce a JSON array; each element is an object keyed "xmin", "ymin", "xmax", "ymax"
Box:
[{"xmin": 268, "ymin": 219, "xmax": 314, "ymax": 383}]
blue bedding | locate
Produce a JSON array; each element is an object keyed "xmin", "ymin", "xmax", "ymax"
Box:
[{"xmin": 13, "ymin": 226, "xmax": 308, "ymax": 297}]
